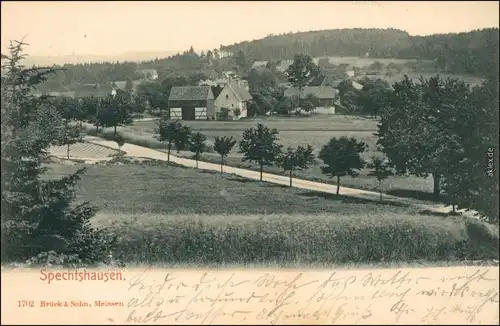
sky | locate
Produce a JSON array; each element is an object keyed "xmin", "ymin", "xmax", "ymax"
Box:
[{"xmin": 1, "ymin": 1, "xmax": 499, "ymax": 57}]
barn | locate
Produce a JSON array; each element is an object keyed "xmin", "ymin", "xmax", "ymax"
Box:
[{"xmin": 168, "ymin": 86, "xmax": 215, "ymax": 120}]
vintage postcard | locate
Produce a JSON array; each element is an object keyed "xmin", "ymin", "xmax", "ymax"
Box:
[{"xmin": 1, "ymin": 1, "xmax": 499, "ymax": 324}]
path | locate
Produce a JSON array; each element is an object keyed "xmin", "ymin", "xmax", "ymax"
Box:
[{"xmin": 82, "ymin": 136, "xmax": 477, "ymax": 217}]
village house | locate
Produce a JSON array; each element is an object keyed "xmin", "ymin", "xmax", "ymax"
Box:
[
  {"xmin": 168, "ymin": 86, "xmax": 215, "ymax": 120},
  {"xmin": 284, "ymin": 86, "xmax": 339, "ymax": 115},
  {"xmin": 214, "ymin": 80, "xmax": 253, "ymax": 120}
]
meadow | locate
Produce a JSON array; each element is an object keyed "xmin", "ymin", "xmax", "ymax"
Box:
[
  {"xmin": 43, "ymin": 161, "xmax": 499, "ymax": 266},
  {"xmin": 83, "ymin": 115, "xmax": 437, "ymax": 200}
]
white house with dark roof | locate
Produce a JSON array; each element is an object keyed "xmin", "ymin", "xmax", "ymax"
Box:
[
  {"xmin": 214, "ymin": 81, "xmax": 253, "ymax": 120},
  {"xmin": 284, "ymin": 86, "xmax": 339, "ymax": 115}
]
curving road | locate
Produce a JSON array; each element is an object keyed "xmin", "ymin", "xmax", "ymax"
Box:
[{"xmin": 83, "ymin": 135, "xmax": 477, "ymax": 218}]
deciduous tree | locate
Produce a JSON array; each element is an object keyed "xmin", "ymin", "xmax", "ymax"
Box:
[
  {"xmin": 190, "ymin": 132, "xmax": 207, "ymax": 169},
  {"xmin": 367, "ymin": 155, "xmax": 393, "ymax": 201},
  {"xmin": 214, "ymin": 136, "xmax": 237, "ymax": 174},
  {"xmin": 239, "ymin": 123, "xmax": 282, "ymax": 181},
  {"xmin": 277, "ymin": 145, "xmax": 315, "ymax": 187},
  {"xmin": 154, "ymin": 119, "xmax": 189, "ymax": 162},
  {"xmin": 319, "ymin": 137, "xmax": 367, "ymax": 195}
]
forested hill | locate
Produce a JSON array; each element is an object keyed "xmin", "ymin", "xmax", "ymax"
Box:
[{"xmin": 221, "ymin": 28, "xmax": 499, "ymax": 77}]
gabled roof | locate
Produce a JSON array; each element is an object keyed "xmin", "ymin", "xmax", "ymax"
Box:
[
  {"xmin": 168, "ymin": 86, "xmax": 214, "ymax": 101},
  {"xmin": 226, "ymin": 81, "xmax": 252, "ymax": 102},
  {"xmin": 284, "ymin": 86, "xmax": 339, "ymax": 100}
]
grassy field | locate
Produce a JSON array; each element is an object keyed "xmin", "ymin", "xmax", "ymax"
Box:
[{"xmin": 43, "ymin": 162, "xmax": 499, "ymax": 265}]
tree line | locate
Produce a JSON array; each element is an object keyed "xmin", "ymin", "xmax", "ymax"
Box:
[{"xmin": 33, "ymin": 46, "xmax": 231, "ymax": 93}]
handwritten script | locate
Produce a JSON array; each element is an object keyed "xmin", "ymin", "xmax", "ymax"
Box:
[{"xmin": 124, "ymin": 267, "xmax": 499, "ymax": 325}]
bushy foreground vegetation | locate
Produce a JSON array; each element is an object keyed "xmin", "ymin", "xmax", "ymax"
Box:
[
  {"xmin": 108, "ymin": 213, "xmax": 499, "ymax": 265},
  {"xmin": 1, "ymin": 41, "xmax": 115, "ymax": 267},
  {"xmin": 48, "ymin": 162, "xmax": 499, "ymax": 265}
]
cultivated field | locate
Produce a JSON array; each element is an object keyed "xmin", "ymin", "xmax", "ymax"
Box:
[{"xmin": 43, "ymin": 162, "xmax": 500, "ymax": 265}]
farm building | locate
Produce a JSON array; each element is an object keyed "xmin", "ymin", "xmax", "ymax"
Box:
[
  {"xmin": 168, "ymin": 86, "xmax": 215, "ymax": 120},
  {"xmin": 284, "ymin": 86, "xmax": 339, "ymax": 115},
  {"xmin": 214, "ymin": 81, "xmax": 253, "ymax": 120}
]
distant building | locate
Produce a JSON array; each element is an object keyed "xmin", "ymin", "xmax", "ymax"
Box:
[
  {"xmin": 168, "ymin": 86, "xmax": 215, "ymax": 120},
  {"xmin": 137, "ymin": 69, "xmax": 159, "ymax": 81},
  {"xmin": 350, "ymin": 80, "xmax": 363, "ymax": 91},
  {"xmin": 276, "ymin": 60, "xmax": 293, "ymax": 73},
  {"xmin": 251, "ymin": 61, "xmax": 268, "ymax": 69},
  {"xmin": 284, "ymin": 86, "xmax": 339, "ymax": 115},
  {"xmin": 214, "ymin": 81, "xmax": 253, "ymax": 120}
]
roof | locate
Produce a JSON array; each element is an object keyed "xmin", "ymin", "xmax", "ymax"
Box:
[
  {"xmin": 203, "ymin": 70, "xmax": 219, "ymax": 80},
  {"xmin": 226, "ymin": 81, "xmax": 253, "ymax": 102},
  {"xmin": 351, "ymin": 80, "xmax": 363, "ymax": 90},
  {"xmin": 168, "ymin": 86, "xmax": 214, "ymax": 101},
  {"xmin": 284, "ymin": 86, "xmax": 339, "ymax": 100},
  {"xmin": 252, "ymin": 61, "xmax": 268, "ymax": 69}
]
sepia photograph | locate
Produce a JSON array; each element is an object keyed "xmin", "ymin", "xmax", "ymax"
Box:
[{"xmin": 1, "ymin": 1, "xmax": 499, "ymax": 324}]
